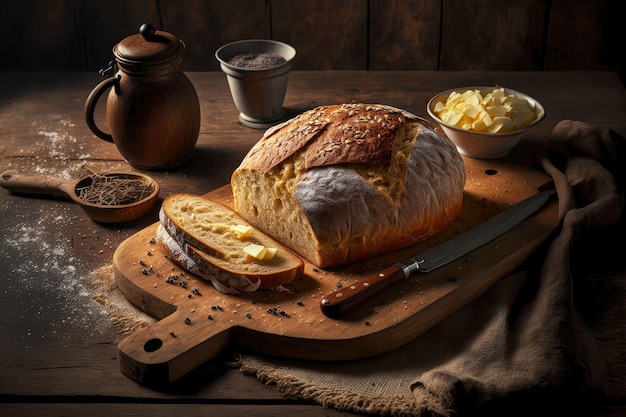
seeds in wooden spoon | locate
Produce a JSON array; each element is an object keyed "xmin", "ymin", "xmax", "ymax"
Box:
[{"xmin": 76, "ymin": 168, "xmax": 154, "ymax": 206}]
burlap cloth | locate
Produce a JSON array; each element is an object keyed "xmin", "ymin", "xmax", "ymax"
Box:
[{"xmin": 92, "ymin": 120, "xmax": 625, "ymax": 416}]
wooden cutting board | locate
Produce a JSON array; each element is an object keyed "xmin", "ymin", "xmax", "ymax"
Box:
[{"xmin": 114, "ymin": 157, "xmax": 559, "ymax": 385}]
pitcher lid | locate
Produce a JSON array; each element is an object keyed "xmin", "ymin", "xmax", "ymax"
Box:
[{"xmin": 113, "ymin": 23, "xmax": 184, "ymax": 69}]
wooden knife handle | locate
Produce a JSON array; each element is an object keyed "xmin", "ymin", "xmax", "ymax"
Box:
[{"xmin": 320, "ymin": 265, "xmax": 408, "ymax": 319}]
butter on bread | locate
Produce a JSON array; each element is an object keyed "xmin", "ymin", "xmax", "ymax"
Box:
[
  {"xmin": 157, "ymin": 193, "xmax": 304, "ymax": 292},
  {"xmin": 156, "ymin": 224, "xmax": 255, "ymax": 294},
  {"xmin": 231, "ymin": 103, "xmax": 466, "ymax": 268}
]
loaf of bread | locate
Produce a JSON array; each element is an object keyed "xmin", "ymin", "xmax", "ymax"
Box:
[
  {"xmin": 157, "ymin": 193, "xmax": 304, "ymax": 292},
  {"xmin": 231, "ymin": 103, "xmax": 466, "ymax": 268}
]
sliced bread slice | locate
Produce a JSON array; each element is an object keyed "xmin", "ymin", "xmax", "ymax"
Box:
[
  {"xmin": 156, "ymin": 224, "xmax": 258, "ymax": 293},
  {"xmin": 158, "ymin": 193, "xmax": 304, "ymax": 289}
]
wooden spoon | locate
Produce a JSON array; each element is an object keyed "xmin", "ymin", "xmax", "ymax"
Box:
[{"xmin": 0, "ymin": 170, "xmax": 160, "ymax": 223}]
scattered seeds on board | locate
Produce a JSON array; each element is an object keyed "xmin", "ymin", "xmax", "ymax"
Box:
[{"xmin": 267, "ymin": 306, "xmax": 290, "ymax": 317}]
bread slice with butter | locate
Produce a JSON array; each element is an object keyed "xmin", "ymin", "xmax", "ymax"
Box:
[{"xmin": 157, "ymin": 193, "xmax": 304, "ymax": 292}]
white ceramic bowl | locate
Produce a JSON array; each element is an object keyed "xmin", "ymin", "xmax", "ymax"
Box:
[{"xmin": 427, "ymin": 86, "xmax": 545, "ymax": 159}]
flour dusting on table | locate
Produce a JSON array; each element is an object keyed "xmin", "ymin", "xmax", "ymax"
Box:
[
  {"xmin": 4, "ymin": 114, "xmax": 92, "ymax": 179},
  {"xmin": 0, "ymin": 199, "xmax": 113, "ymax": 342}
]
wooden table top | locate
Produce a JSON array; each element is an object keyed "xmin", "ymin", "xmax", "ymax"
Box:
[{"xmin": 0, "ymin": 70, "xmax": 624, "ymax": 416}]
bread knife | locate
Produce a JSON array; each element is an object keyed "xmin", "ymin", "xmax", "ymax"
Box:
[{"xmin": 320, "ymin": 190, "xmax": 552, "ymax": 319}]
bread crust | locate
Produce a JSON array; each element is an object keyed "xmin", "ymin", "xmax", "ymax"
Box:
[
  {"xmin": 240, "ymin": 103, "xmax": 417, "ymax": 172},
  {"xmin": 232, "ymin": 103, "xmax": 466, "ymax": 268}
]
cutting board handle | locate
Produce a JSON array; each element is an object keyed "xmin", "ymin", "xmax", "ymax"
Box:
[{"xmin": 118, "ymin": 308, "xmax": 232, "ymax": 385}]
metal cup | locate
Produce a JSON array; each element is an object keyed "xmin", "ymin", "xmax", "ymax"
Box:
[{"xmin": 216, "ymin": 39, "xmax": 296, "ymax": 129}]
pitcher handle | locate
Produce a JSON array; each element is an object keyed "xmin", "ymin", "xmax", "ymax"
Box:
[{"xmin": 84, "ymin": 76, "xmax": 120, "ymax": 143}]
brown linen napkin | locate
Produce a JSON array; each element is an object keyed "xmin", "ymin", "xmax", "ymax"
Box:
[
  {"xmin": 92, "ymin": 120, "xmax": 625, "ymax": 417},
  {"xmin": 233, "ymin": 120, "xmax": 625, "ymax": 416}
]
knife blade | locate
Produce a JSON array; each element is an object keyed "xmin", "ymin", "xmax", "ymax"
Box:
[{"xmin": 320, "ymin": 190, "xmax": 552, "ymax": 319}]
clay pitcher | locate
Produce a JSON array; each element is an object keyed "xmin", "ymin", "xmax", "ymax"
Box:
[{"xmin": 85, "ymin": 24, "xmax": 200, "ymax": 169}]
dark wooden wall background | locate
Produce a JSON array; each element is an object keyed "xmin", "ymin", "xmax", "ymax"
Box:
[{"xmin": 1, "ymin": 0, "xmax": 624, "ymax": 83}]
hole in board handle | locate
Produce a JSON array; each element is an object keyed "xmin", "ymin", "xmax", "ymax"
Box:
[{"xmin": 144, "ymin": 338, "xmax": 163, "ymax": 352}]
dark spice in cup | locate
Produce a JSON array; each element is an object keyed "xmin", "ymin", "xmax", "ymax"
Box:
[{"xmin": 227, "ymin": 53, "xmax": 286, "ymax": 70}]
